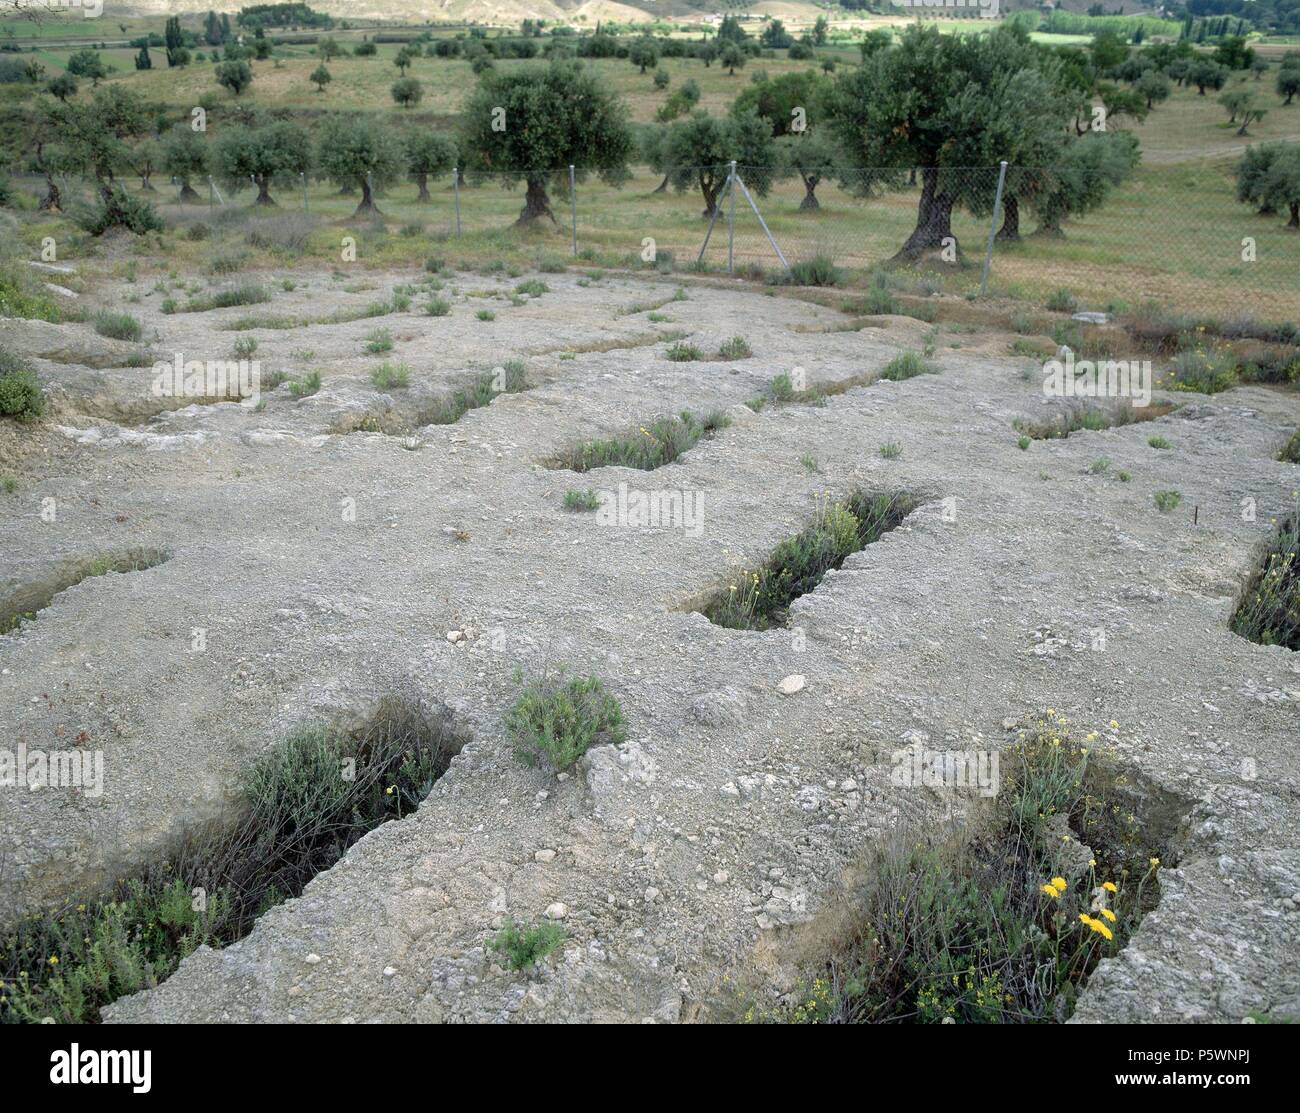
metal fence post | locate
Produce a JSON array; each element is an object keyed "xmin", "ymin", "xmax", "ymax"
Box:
[
  {"xmin": 980, "ymin": 160, "xmax": 1008, "ymax": 297},
  {"xmin": 727, "ymin": 159, "xmax": 737, "ymax": 275},
  {"xmin": 737, "ymin": 174, "xmax": 791, "ymax": 276},
  {"xmin": 453, "ymin": 167, "xmax": 461, "ymax": 237},
  {"xmin": 569, "ymin": 164, "xmax": 577, "ymax": 257},
  {"xmin": 208, "ymin": 175, "xmax": 214, "ymax": 213}
]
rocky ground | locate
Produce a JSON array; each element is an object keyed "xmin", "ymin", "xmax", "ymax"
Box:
[{"xmin": 1, "ymin": 265, "xmax": 1298, "ymax": 1023}]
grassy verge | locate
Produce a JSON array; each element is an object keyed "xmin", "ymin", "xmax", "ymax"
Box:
[
  {"xmin": 701, "ymin": 490, "xmax": 918, "ymax": 630},
  {"xmin": 0, "ymin": 694, "xmax": 463, "ymax": 1024}
]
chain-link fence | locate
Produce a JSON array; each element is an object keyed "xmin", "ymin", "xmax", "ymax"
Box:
[
  {"xmin": 16, "ymin": 160, "xmax": 1299, "ymax": 325},
  {"xmin": 404, "ymin": 162, "xmax": 1298, "ymax": 325}
]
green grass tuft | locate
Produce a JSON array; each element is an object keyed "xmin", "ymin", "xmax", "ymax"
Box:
[
  {"xmin": 490, "ymin": 918, "xmax": 566, "ymax": 970},
  {"xmin": 548, "ymin": 410, "xmax": 728, "ymax": 473}
]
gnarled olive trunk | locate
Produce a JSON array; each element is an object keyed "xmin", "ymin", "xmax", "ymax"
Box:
[
  {"xmin": 415, "ymin": 172, "xmax": 430, "ymax": 203},
  {"xmin": 996, "ymin": 193, "xmax": 1020, "ymax": 241},
  {"xmin": 39, "ymin": 174, "xmax": 62, "ymax": 212},
  {"xmin": 653, "ymin": 173, "xmax": 669, "ymax": 194},
  {"xmin": 352, "ymin": 176, "xmax": 381, "ymax": 217},
  {"xmin": 34, "ymin": 142, "xmax": 62, "ymax": 212},
  {"xmin": 255, "ymin": 176, "xmax": 275, "ymax": 206},
  {"xmin": 178, "ymin": 178, "xmax": 200, "ymax": 203},
  {"xmin": 516, "ymin": 176, "xmax": 555, "ymax": 224},
  {"xmin": 798, "ymin": 173, "xmax": 820, "ymax": 211},
  {"xmin": 1289, "ymin": 201, "xmax": 1299, "ymax": 229},
  {"xmin": 893, "ymin": 167, "xmax": 957, "ymax": 260},
  {"xmin": 699, "ymin": 174, "xmax": 722, "ymax": 219}
]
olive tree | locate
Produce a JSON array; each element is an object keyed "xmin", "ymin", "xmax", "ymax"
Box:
[
  {"xmin": 66, "ymin": 49, "xmax": 108, "ymax": 87},
  {"xmin": 46, "ymin": 72, "xmax": 77, "ymax": 101},
  {"xmin": 215, "ymin": 58, "xmax": 253, "ymax": 97},
  {"xmin": 663, "ymin": 108, "xmax": 778, "ymax": 218},
  {"xmin": 1187, "ymin": 59, "xmax": 1227, "ymax": 95},
  {"xmin": 828, "ymin": 25, "xmax": 1075, "ymax": 259},
  {"xmin": 1236, "ymin": 142, "xmax": 1300, "ymax": 227},
  {"xmin": 1279, "ymin": 65, "xmax": 1300, "ymax": 106},
  {"xmin": 212, "ymin": 118, "xmax": 311, "ymax": 206},
  {"xmin": 404, "ymin": 129, "xmax": 456, "ymax": 202},
  {"xmin": 1025, "ymin": 130, "xmax": 1141, "ymax": 236},
  {"xmin": 732, "ymin": 70, "xmax": 838, "ymax": 211},
  {"xmin": 315, "ymin": 114, "xmax": 406, "ymax": 216},
  {"xmin": 779, "ymin": 130, "xmax": 843, "ymax": 211},
  {"xmin": 459, "ymin": 60, "xmax": 633, "ymax": 225},
  {"xmin": 45, "ymin": 88, "xmax": 162, "ymax": 233},
  {"xmin": 1134, "ymin": 70, "xmax": 1171, "ymax": 110},
  {"xmin": 629, "ymin": 36, "xmax": 659, "ymax": 75},
  {"xmin": 392, "ymin": 76, "xmax": 422, "ymax": 108},
  {"xmin": 160, "ymin": 123, "xmax": 208, "ymax": 202}
]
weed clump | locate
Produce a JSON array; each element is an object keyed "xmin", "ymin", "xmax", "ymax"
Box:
[
  {"xmin": 718, "ymin": 336, "xmax": 752, "ymax": 360},
  {"xmin": 92, "ymin": 310, "xmax": 142, "ymax": 342},
  {"xmin": 665, "ymin": 340, "xmax": 702, "ymax": 362},
  {"xmin": 288, "ymin": 370, "xmax": 322, "ymax": 399},
  {"xmin": 370, "ymin": 362, "xmax": 410, "ymax": 390},
  {"xmin": 0, "ymin": 349, "xmax": 43, "ymax": 422},
  {"xmin": 784, "ymin": 255, "xmax": 841, "ymax": 287},
  {"xmin": 417, "ymin": 363, "xmax": 526, "ymax": 426},
  {"xmin": 548, "ymin": 410, "xmax": 728, "ymax": 473},
  {"xmin": 185, "ymin": 284, "xmax": 271, "ymax": 313},
  {"xmin": 490, "ymin": 918, "xmax": 565, "ymax": 970},
  {"xmin": 1230, "ymin": 501, "xmax": 1300, "ymax": 650},
  {"xmin": 0, "ymin": 695, "xmax": 463, "ymax": 1023},
  {"xmin": 563, "ymin": 488, "xmax": 600, "ymax": 512},
  {"xmin": 879, "ymin": 351, "xmax": 936, "ymax": 381},
  {"xmin": 745, "ymin": 714, "xmax": 1169, "ymax": 1024},
  {"xmin": 506, "ymin": 673, "xmax": 626, "ymax": 772}
]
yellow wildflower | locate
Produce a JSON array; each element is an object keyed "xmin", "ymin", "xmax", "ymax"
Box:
[
  {"xmin": 1087, "ymin": 918, "xmax": 1114, "ymax": 941},
  {"xmin": 1102, "ymin": 881, "xmax": 1118, "ymax": 893}
]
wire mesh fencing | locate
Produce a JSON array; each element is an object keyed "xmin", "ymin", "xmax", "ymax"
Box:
[
  {"xmin": 14, "ymin": 159, "xmax": 1297, "ymax": 326},
  {"xmin": 424, "ymin": 162, "xmax": 1299, "ymax": 325}
]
